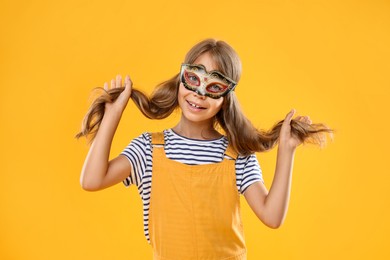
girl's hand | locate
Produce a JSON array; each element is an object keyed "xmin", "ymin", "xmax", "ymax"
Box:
[
  {"xmin": 279, "ymin": 109, "xmax": 312, "ymax": 151},
  {"xmin": 103, "ymin": 74, "xmax": 132, "ymax": 113}
]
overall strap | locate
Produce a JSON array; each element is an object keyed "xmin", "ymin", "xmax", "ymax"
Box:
[
  {"xmin": 151, "ymin": 132, "xmax": 165, "ymax": 146},
  {"xmin": 224, "ymin": 145, "xmax": 239, "ymax": 160}
]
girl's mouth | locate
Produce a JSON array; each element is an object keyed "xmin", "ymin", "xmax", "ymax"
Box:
[{"xmin": 186, "ymin": 100, "xmax": 206, "ymax": 110}]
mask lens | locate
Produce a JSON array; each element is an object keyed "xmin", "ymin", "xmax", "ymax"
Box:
[
  {"xmin": 184, "ymin": 71, "xmax": 200, "ymax": 87},
  {"xmin": 205, "ymin": 83, "xmax": 228, "ymax": 94}
]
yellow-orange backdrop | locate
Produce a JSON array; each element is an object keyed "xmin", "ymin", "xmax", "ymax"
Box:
[{"xmin": 1, "ymin": 0, "xmax": 389, "ymax": 259}]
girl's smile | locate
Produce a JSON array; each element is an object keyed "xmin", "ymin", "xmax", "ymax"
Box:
[{"xmin": 186, "ymin": 99, "xmax": 206, "ymax": 110}]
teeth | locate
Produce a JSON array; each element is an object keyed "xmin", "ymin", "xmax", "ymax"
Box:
[{"xmin": 189, "ymin": 102, "xmax": 201, "ymax": 108}]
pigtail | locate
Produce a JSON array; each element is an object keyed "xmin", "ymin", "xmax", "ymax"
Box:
[
  {"xmin": 216, "ymin": 92, "xmax": 333, "ymax": 156},
  {"xmin": 75, "ymin": 75, "xmax": 180, "ymax": 143}
]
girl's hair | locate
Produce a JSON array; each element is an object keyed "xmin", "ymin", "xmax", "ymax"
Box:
[{"xmin": 75, "ymin": 39, "xmax": 333, "ymax": 156}]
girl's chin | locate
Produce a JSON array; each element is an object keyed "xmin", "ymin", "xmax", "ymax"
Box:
[{"xmin": 180, "ymin": 111, "xmax": 214, "ymax": 124}]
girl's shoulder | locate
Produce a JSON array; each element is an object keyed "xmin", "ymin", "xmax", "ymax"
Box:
[{"xmin": 131, "ymin": 132, "xmax": 152, "ymax": 145}]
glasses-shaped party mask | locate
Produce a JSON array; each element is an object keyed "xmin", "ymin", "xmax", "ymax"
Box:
[{"xmin": 180, "ymin": 63, "xmax": 237, "ymax": 99}]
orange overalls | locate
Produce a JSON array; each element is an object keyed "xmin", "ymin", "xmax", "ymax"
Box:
[{"xmin": 148, "ymin": 132, "xmax": 247, "ymax": 260}]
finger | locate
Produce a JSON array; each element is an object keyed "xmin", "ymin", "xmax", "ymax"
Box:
[
  {"xmin": 103, "ymin": 82, "xmax": 108, "ymax": 91},
  {"xmin": 124, "ymin": 75, "xmax": 132, "ymax": 90},
  {"xmin": 284, "ymin": 109, "xmax": 295, "ymax": 125},
  {"xmin": 116, "ymin": 75, "xmax": 122, "ymax": 88},
  {"xmin": 111, "ymin": 79, "xmax": 115, "ymax": 89},
  {"xmin": 299, "ymin": 115, "xmax": 312, "ymax": 125}
]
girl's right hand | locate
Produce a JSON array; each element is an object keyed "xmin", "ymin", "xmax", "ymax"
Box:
[{"xmin": 103, "ymin": 74, "xmax": 132, "ymax": 114}]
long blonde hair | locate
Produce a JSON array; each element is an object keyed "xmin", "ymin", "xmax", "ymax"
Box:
[{"xmin": 76, "ymin": 39, "xmax": 333, "ymax": 156}]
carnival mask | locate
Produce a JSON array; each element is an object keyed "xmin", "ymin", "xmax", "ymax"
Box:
[{"xmin": 180, "ymin": 63, "xmax": 237, "ymax": 99}]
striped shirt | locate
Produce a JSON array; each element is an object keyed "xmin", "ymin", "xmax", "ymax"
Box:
[{"xmin": 120, "ymin": 129, "xmax": 263, "ymax": 244}]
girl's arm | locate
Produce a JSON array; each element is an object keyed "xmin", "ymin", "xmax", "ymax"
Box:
[
  {"xmin": 243, "ymin": 109, "xmax": 312, "ymax": 228},
  {"xmin": 243, "ymin": 145, "xmax": 295, "ymax": 229},
  {"xmin": 80, "ymin": 75, "xmax": 133, "ymax": 191}
]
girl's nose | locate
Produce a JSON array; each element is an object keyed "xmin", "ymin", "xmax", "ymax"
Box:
[{"xmin": 194, "ymin": 92, "xmax": 206, "ymax": 100}]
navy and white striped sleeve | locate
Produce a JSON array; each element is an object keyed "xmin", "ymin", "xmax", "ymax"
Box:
[
  {"xmin": 236, "ymin": 154, "xmax": 264, "ymax": 194},
  {"xmin": 120, "ymin": 133, "xmax": 149, "ymax": 188}
]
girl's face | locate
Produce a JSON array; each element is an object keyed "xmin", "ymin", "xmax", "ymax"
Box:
[{"xmin": 178, "ymin": 52, "xmax": 224, "ymax": 124}]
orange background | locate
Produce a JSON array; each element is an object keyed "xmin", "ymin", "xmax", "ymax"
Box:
[{"xmin": 1, "ymin": 0, "xmax": 389, "ymax": 259}]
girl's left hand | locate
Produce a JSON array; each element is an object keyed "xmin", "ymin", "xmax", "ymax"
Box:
[{"xmin": 279, "ymin": 109, "xmax": 312, "ymax": 151}]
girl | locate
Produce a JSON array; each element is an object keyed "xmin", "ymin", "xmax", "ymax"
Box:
[{"xmin": 76, "ymin": 39, "xmax": 332, "ymax": 260}]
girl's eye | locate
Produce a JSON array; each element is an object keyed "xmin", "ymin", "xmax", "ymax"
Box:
[
  {"xmin": 189, "ymin": 76, "xmax": 198, "ymax": 82},
  {"xmin": 185, "ymin": 72, "xmax": 200, "ymax": 86},
  {"xmin": 206, "ymin": 84, "xmax": 227, "ymax": 93}
]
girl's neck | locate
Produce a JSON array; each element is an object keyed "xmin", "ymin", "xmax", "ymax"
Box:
[{"xmin": 172, "ymin": 117, "xmax": 222, "ymax": 140}]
